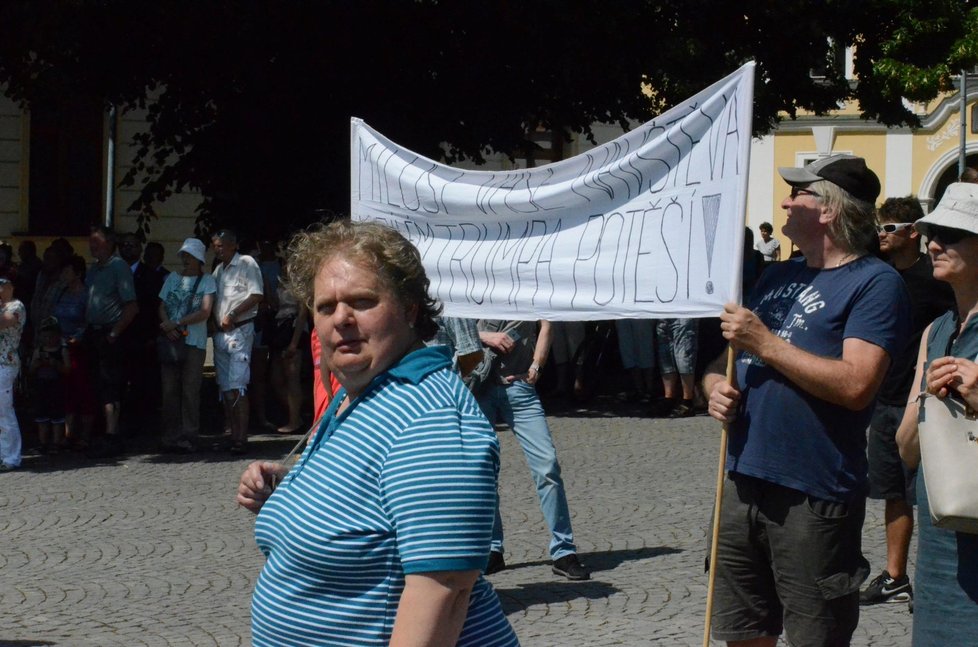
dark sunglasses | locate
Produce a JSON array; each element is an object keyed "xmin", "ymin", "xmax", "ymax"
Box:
[
  {"xmin": 927, "ymin": 225, "xmax": 976, "ymax": 245},
  {"xmin": 789, "ymin": 187, "xmax": 820, "ymax": 199},
  {"xmin": 876, "ymin": 222, "xmax": 914, "ymax": 234}
]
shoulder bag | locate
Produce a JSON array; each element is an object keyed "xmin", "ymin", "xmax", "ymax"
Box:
[{"xmin": 917, "ymin": 390, "xmax": 978, "ymax": 534}]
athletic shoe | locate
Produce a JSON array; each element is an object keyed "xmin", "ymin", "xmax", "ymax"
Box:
[
  {"xmin": 860, "ymin": 569, "xmax": 912, "ymax": 605},
  {"xmin": 648, "ymin": 397, "xmax": 677, "ymax": 418},
  {"xmin": 552, "ymin": 554, "xmax": 590, "ymax": 580}
]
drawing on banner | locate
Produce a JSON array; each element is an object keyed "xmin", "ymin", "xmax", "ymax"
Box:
[
  {"xmin": 351, "ymin": 62, "xmax": 754, "ymax": 321},
  {"xmin": 701, "ymin": 194, "xmax": 722, "ymax": 295}
]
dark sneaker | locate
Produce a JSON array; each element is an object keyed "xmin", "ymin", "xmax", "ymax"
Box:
[
  {"xmin": 552, "ymin": 554, "xmax": 590, "ymax": 581},
  {"xmin": 667, "ymin": 399, "xmax": 696, "ymax": 418},
  {"xmin": 648, "ymin": 397, "xmax": 677, "ymax": 418},
  {"xmin": 860, "ymin": 570, "xmax": 912, "ymax": 605},
  {"xmin": 485, "ymin": 550, "xmax": 506, "ymax": 575},
  {"xmin": 87, "ymin": 435, "xmax": 124, "ymax": 459}
]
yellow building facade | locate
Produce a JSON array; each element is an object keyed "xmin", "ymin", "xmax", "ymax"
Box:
[{"xmin": 747, "ymin": 86, "xmax": 978, "ymax": 252}]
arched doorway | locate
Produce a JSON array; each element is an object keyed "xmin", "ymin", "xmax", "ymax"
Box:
[{"xmin": 931, "ymin": 153, "xmax": 978, "ymax": 206}]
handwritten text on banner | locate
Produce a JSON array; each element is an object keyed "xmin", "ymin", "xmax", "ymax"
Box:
[{"xmin": 350, "ymin": 62, "xmax": 754, "ymax": 321}]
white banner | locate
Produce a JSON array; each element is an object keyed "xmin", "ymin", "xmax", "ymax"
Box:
[{"xmin": 351, "ymin": 62, "xmax": 754, "ymax": 321}]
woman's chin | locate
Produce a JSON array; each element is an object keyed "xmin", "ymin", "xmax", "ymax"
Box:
[{"xmin": 330, "ymin": 358, "xmax": 372, "ymax": 380}]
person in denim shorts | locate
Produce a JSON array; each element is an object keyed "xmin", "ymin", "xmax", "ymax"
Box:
[
  {"xmin": 652, "ymin": 318, "xmax": 698, "ymax": 418},
  {"xmin": 211, "ymin": 229, "xmax": 264, "ymax": 454},
  {"xmin": 704, "ymin": 154, "xmax": 910, "ymax": 646}
]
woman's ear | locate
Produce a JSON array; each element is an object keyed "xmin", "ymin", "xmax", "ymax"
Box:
[{"xmin": 406, "ymin": 302, "xmax": 419, "ymax": 329}]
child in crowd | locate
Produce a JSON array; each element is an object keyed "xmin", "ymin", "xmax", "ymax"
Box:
[{"xmin": 30, "ymin": 316, "xmax": 69, "ymax": 454}]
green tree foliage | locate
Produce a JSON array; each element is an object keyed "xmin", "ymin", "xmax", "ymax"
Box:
[{"xmin": 0, "ymin": 1, "xmax": 976, "ymax": 237}]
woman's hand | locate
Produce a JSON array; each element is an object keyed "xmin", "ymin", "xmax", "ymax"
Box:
[
  {"xmin": 160, "ymin": 319, "xmax": 178, "ymax": 333},
  {"xmin": 926, "ymin": 356, "xmax": 960, "ymax": 400},
  {"xmin": 924, "ymin": 356, "xmax": 978, "ymax": 409},
  {"xmin": 236, "ymin": 461, "xmax": 289, "ymax": 514},
  {"xmin": 955, "ymin": 358, "xmax": 978, "ymax": 410}
]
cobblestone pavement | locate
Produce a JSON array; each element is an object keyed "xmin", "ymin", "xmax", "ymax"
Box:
[{"xmin": 0, "ymin": 398, "xmax": 913, "ymax": 646}]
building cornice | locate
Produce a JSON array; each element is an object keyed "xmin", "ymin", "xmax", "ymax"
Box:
[{"xmin": 776, "ymin": 85, "xmax": 978, "ymax": 135}]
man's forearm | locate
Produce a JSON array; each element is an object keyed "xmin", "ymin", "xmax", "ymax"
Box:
[
  {"xmin": 702, "ymin": 346, "xmax": 731, "ymax": 395},
  {"xmin": 229, "ymin": 294, "xmax": 263, "ymax": 319},
  {"xmin": 753, "ymin": 335, "xmax": 888, "ymax": 410}
]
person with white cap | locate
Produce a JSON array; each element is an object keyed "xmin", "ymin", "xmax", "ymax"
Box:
[
  {"xmin": 156, "ymin": 237, "xmax": 217, "ymax": 453},
  {"xmin": 896, "ymin": 181, "xmax": 978, "ymax": 646},
  {"xmin": 703, "ymin": 154, "xmax": 911, "ymax": 646}
]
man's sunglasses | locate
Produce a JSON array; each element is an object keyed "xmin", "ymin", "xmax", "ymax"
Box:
[
  {"xmin": 927, "ymin": 225, "xmax": 976, "ymax": 245},
  {"xmin": 876, "ymin": 222, "xmax": 914, "ymax": 234},
  {"xmin": 789, "ymin": 187, "xmax": 820, "ymax": 199}
]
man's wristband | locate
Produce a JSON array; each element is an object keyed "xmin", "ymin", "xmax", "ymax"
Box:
[{"xmin": 529, "ymin": 364, "xmax": 541, "ymax": 374}]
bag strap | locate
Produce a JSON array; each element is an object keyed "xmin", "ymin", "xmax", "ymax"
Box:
[
  {"xmin": 177, "ymin": 274, "xmax": 204, "ymax": 323},
  {"xmin": 269, "ymin": 412, "xmax": 327, "ymax": 490}
]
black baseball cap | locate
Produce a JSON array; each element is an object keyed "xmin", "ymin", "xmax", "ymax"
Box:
[{"xmin": 779, "ymin": 154, "xmax": 881, "ymax": 204}]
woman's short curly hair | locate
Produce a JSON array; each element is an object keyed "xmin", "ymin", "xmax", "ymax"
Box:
[{"xmin": 284, "ymin": 220, "xmax": 442, "ymax": 341}]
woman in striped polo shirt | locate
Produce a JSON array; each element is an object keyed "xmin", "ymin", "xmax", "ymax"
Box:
[{"xmin": 237, "ymin": 221, "xmax": 518, "ymax": 646}]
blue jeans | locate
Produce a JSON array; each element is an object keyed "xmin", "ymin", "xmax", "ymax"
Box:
[{"xmin": 477, "ymin": 380, "xmax": 576, "ymax": 560}]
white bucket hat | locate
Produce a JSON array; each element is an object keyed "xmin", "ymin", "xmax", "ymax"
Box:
[
  {"xmin": 915, "ymin": 182, "xmax": 978, "ymax": 238},
  {"xmin": 178, "ymin": 237, "xmax": 207, "ymax": 263}
]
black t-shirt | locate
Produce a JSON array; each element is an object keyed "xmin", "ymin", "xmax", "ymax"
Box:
[{"xmin": 877, "ymin": 254, "xmax": 955, "ymax": 405}]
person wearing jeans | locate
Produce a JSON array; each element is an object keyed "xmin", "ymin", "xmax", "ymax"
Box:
[
  {"xmin": 475, "ymin": 319, "xmax": 589, "ymax": 581},
  {"xmin": 0, "ymin": 276, "xmax": 25, "ymax": 470}
]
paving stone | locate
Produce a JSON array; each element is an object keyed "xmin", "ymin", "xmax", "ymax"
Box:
[{"xmin": 0, "ymin": 399, "xmax": 912, "ymax": 645}]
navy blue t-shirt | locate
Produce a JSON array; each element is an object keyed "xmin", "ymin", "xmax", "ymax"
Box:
[{"xmin": 728, "ymin": 256, "xmax": 910, "ymax": 501}]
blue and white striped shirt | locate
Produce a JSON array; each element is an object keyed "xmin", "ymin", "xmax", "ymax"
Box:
[{"xmin": 252, "ymin": 346, "xmax": 518, "ymax": 646}]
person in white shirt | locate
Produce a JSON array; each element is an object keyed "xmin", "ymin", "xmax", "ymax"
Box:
[
  {"xmin": 211, "ymin": 229, "xmax": 264, "ymax": 453},
  {"xmin": 756, "ymin": 221, "xmax": 781, "ymax": 263}
]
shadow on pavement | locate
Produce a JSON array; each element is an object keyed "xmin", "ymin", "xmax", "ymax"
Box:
[
  {"xmin": 495, "ymin": 580, "xmax": 620, "ymax": 614},
  {"xmin": 510, "ymin": 546, "xmax": 683, "ymax": 574},
  {"xmin": 492, "ymin": 546, "xmax": 681, "ymax": 613},
  {"xmin": 13, "ymin": 434, "xmax": 305, "ymax": 472},
  {"xmin": 0, "ymin": 640, "xmax": 56, "ymax": 646}
]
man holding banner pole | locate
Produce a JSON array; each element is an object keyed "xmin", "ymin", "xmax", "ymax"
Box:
[{"xmin": 702, "ymin": 154, "xmax": 910, "ymax": 646}]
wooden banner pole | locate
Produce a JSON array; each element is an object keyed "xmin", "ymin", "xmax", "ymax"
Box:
[{"xmin": 703, "ymin": 345, "xmax": 736, "ymax": 647}]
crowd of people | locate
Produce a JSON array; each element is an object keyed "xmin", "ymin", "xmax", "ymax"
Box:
[{"xmin": 0, "ymin": 227, "xmax": 313, "ymax": 463}]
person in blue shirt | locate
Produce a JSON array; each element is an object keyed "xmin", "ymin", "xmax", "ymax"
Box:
[
  {"xmin": 237, "ymin": 221, "xmax": 518, "ymax": 647},
  {"xmin": 704, "ymin": 154, "xmax": 911, "ymax": 646}
]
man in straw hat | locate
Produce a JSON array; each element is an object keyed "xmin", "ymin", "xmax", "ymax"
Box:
[{"xmin": 702, "ymin": 154, "xmax": 911, "ymax": 646}]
